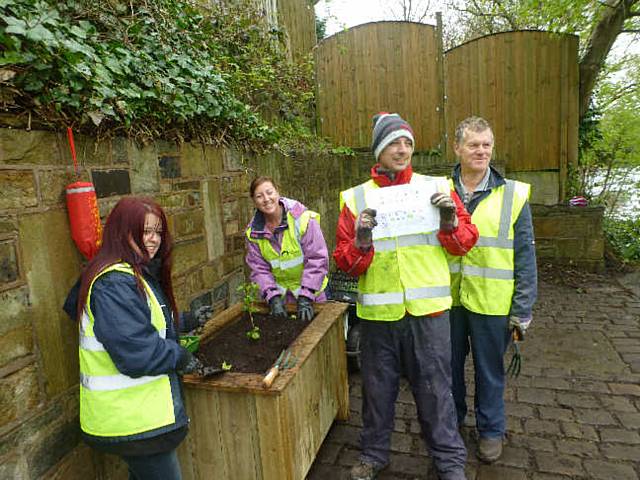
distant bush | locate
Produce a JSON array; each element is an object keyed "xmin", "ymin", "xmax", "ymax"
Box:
[{"xmin": 604, "ymin": 216, "xmax": 640, "ymax": 264}]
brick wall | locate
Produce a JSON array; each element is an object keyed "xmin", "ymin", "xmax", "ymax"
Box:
[{"xmin": 0, "ymin": 127, "xmax": 604, "ymax": 477}]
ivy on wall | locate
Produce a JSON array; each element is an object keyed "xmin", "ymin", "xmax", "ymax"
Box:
[{"xmin": 0, "ymin": 0, "xmax": 316, "ymax": 150}]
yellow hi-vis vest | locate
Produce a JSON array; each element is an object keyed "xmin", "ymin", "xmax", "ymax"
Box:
[
  {"xmin": 340, "ymin": 174, "xmax": 453, "ymax": 321},
  {"xmin": 79, "ymin": 263, "xmax": 175, "ymax": 437},
  {"xmin": 246, "ymin": 210, "xmax": 328, "ymax": 298},
  {"xmin": 448, "ymin": 179, "xmax": 530, "ymax": 315}
]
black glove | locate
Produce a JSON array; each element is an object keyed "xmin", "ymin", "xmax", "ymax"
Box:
[
  {"xmin": 355, "ymin": 208, "xmax": 377, "ymax": 250},
  {"xmin": 176, "ymin": 348, "xmax": 204, "ymax": 375},
  {"xmin": 297, "ymin": 295, "xmax": 315, "ymax": 322},
  {"xmin": 193, "ymin": 305, "xmax": 214, "ymax": 326},
  {"xmin": 430, "ymin": 192, "xmax": 458, "ymax": 231},
  {"xmin": 269, "ymin": 295, "xmax": 288, "ymax": 319}
]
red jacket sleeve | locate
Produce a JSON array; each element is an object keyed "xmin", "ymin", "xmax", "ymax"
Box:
[
  {"xmin": 437, "ymin": 190, "xmax": 479, "ymax": 256},
  {"xmin": 332, "ymin": 205, "xmax": 375, "ymax": 277}
]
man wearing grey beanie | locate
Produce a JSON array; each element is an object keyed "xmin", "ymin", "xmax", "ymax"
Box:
[{"xmin": 333, "ymin": 112, "xmax": 478, "ymax": 480}]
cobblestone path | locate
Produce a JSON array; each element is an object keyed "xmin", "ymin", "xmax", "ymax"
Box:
[{"xmin": 308, "ymin": 269, "xmax": 640, "ymax": 479}]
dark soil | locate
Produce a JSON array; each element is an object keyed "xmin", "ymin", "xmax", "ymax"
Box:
[{"xmin": 197, "ymin": 311, "xmax": 311, "ymax": 373}]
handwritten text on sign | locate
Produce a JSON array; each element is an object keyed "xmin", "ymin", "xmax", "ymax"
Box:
[{"xmin": 365, "ymin": 180, "xmax": 446, "ymax": 240}]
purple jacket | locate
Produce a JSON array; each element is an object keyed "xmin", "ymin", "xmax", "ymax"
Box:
[{"xmin": 245, "ymin": 197, "xmax": 328, "ymax": 304}]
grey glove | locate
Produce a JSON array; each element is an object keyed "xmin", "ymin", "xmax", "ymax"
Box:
[
  {"xmin": 355, "ymin": 208, "xmax": 377, "ymax": 250},
  {"xmin": 269, "ymin": 295, "xmax": 288, "ymax": 319},
  {"xmin": 430, "ymin": 192, "xmax": 458, "ymax": 231},
  {"xmin": 194, "ymin": 305, "xmax": 214, "ymax": 326},
  {"xmin": 509, "ymin": 315, "xmax": 531, "ymax": 341},
  {"xmin": 176, "ymin": 348, "xmax": 204, "ymax": 375},
  {"xmin": 297, "ymin": 295, "xmax": 314, "ymax": 322}
]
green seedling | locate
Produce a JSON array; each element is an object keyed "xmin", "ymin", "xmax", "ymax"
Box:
[
  {"xmin": 221, "ymin": 361, "xmax": 232, "ymax": 371},
  {"xmin": 246, "ymin": 326, "xmax": 261, "ymax": 341},
  {"xmin": 237, "ymin": 282, "xmax": 261, "ymax": 341}
]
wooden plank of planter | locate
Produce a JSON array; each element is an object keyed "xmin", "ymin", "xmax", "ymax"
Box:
[
  {"xmin": 185, "ymin": 302, "xmax": 348, "ymax": 396},
  {"xmin": 179, "ymin": 301, "xmax": 349, "ymax": 480}
]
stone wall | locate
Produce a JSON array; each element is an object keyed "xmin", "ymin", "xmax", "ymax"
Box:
[
  {"xmin": 532, "ymin": 204, "xmax": 605, "ymax": 272},
  {"xmin": 0, "ymin": 127, "xmax": 374, "ymax": 479},
  {"xmin": 0, "ymin": 127, "xmax": 605, "ymax": 478}
]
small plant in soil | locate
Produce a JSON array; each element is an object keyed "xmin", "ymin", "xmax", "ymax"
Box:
[
  {"xmin": 237, "ymin": 282, "xmax": 261, "ymax": 341},
  {"xmin": 221, "ymin": 361, "xmax": 232, "ymax": 371}
]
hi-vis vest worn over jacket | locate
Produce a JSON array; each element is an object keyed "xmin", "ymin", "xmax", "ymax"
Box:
[
  {"xmin": 448, "ymin": 179, "xmax": 530, "ymax": 315},
  {"xmin": 340, "ymin": 174, "xmax": 452, "ymax": 321},
  {"xmin": 246, "ymin": 210, "xmax": 328, "ymax": 298},
  {"xmin": 79, "ymin": 263, "xmax": 175, "ymax": 437}
]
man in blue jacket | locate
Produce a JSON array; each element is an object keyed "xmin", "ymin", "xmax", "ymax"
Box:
[{"xmin": 448, "ymin": 116, "xmax": 538, "ymax": 463}]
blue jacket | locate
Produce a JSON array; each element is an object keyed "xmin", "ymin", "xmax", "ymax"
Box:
[
  {"xmin": 452, "ymin": 165, "xmax": 538, "ymax": 319},
  {"xmin": 64, "ymin": 266, "xmax": 190, "ymax": 455}
]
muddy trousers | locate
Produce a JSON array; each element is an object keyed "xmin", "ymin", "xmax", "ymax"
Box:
[{"xmin": 359, "ymin": 312, "xmax": 467, "ymax": 480}]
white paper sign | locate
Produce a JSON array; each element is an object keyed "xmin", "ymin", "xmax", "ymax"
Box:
[{"xmin": 366, "ymin": 180, "xmax": 443, "ymax": 240}]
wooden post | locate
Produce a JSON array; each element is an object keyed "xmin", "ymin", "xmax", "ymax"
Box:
[{"xmin": 436, "ymin": 12, "xmax": 447, "ymax": 161}]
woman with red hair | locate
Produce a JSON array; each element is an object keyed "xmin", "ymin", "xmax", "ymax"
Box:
[{"xmin": 66, "ymin": 196, "xmax": 199, "ymax": 479}]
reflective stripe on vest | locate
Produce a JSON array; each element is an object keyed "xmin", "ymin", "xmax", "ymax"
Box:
[
  {"xmin": 340, "ymin": 174, "xmax": 452, "ymax": 321},
  {"xmin": 448, "ymin": 179, "xmax": 530, "ymax": 315},
  {"xmin": 79, "ymin": 263, "xmax": 175, "ymax": 437},
  {"xmin": 247, "ymin": 210, "xmax": 328, "ymax": 298}
]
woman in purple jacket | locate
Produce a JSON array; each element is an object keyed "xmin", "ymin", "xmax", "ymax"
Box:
[{"xmin": 245, "ymin": 176, "xmax": 329, "ymax": 321}]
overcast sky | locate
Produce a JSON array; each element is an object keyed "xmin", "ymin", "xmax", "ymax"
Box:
[
  {"xmin": 314, "ymin": 0, "xmax": 445, "ymax": 36},
  {"xmin": 314, "ymin": 0, "xmax": 638, "ymax": 56}
]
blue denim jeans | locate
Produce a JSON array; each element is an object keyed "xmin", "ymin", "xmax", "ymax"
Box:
[
  {"xmin": 122, "ymin": 449, "xmax": 182, "ymax": 480},
  {"xmin": 450, "ymin": 306, "xmax": 511, "ymax": 438},
  {"xmin": 359, "ymin": 312, "xmax": 466, "ymax": 479}
]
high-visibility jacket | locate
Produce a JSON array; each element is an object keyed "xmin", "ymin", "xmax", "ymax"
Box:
[
  {"xmin": 246, "ymin": 210, "xmax": 328, "ymax": 298},
  {"xmin": 448, "ymin": 179, "xmax": 530, "ymax": 315},
  {"xmin": 340, "ymin": 174, "xmax": 452, "ymax": 321},
  {"xmin": 79, "ymin": 263, "xmax": 175, "ymax": 437}
]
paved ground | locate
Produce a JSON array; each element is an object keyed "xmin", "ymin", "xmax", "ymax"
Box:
[{"xmin": 307, "ymin": 267, "xmax": 640, "ymax": 480}]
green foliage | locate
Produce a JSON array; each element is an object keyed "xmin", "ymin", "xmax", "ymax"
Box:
[
  {"xmin": 330, "ymin": 146, "xmax": 355, "ymax": 156},
  {"xmin": 0, "ymin": 0, "xmax": 316, "ymax": 148},
  {"xmin": 221, "ymin": 361, "xmax": 232, "ymax": 371},
  {"xmin": 569, "ymin": 68, "xmax": 640, "ymax": 216},
  {"xmin": 604, "ymin": 216, "xmax": 640, "ymax": 264},
  {"xmin": 315, "ymin": 14, "xmax": 327, "ymax": 41},
  {"xmin": 245, "ymin": 325, "xmax": 261, "ymax": 341},
  {"xmin": 237, "ymin": 282, "xmax": 261, "ymax": 341}
]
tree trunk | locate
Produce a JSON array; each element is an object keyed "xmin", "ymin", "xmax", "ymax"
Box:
[{"xmin": 579, "ymin": 0, "xmax": 639, "ymax": 121}]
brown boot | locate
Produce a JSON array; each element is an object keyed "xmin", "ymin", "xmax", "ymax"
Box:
[{"xmin": 477, "ymin": 437, "xmax": 503, "ymax": 463}]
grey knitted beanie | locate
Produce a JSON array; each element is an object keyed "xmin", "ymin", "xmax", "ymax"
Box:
[{"xmin": 371, "ymin": 113, "xmax": 415, "ymax": 160}]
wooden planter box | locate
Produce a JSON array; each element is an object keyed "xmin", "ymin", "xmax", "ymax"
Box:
[{"xmin": 178, "ymin": 301, "xmax": 350, "ymax": 480}]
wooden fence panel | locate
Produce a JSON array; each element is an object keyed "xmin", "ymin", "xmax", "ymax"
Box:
[
  {"xmin": 444, "ymin": 31, "xmax": 579, "ymax": 173},
  {"xmin": 277, "ymin": 0, "xmax": 317, "ymax": 62},
  {"xmin": 315, "ymin": 22, "xmax": 444, "ymax": 151}
]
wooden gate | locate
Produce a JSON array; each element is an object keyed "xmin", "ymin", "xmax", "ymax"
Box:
[
  {"xmin": 315, "ymin": 21, "xmax": 444, "ymax": 152},
  {"xmin": 445, "ymin": 31, "xmax": 579, "ymax": 173},
  {"xmin": 315, "ymin": 25, "xmax": 579, "ymax": 179}
]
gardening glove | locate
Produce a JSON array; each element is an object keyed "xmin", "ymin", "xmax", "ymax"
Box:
[
  {"xmin": 269, "ymin": 295, "xmax": 288, "ymax": 320},
  {"xmin": 430, "ymin": 192, "xmax": 458, "ymax": 231},
  {"xmin": 509, "ymin": 315, "xmax": 531, "ymax": 341},
  {"xmin": 194, "ymin": 305, "xmax": 214, "ymax": 326},
  {"xmin": 297, "ymin": 295, "xmax": 314, "ymax": 322},
  {"xmin": 355, "ymin": 208, "xmax": 377, "ymax": 250},
  {"xmin": 176, "ymin": 348, "xmax": 204, "ymax": 375}
]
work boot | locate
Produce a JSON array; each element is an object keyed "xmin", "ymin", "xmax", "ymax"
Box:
[
  {"xmin": 477, "ymin": 437, "xmax": 503, "ymax": 463},
  {"xmin": 350, "ymin": 460, "xmax": 387, "ymax": 480}
]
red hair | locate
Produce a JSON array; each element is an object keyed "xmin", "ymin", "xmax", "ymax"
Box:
[{"xmin": 77, "ymin": 196, "xmax": 179, "ymax": 326}]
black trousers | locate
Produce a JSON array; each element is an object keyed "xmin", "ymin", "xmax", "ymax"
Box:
[{"xmin": 359, "ymin": 312, "xmax": 467, "ymax": 479}]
